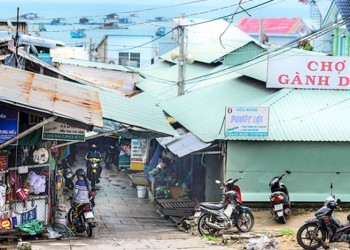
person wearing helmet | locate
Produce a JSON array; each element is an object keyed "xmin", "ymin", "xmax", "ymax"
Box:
[
  {"xmin": 71, "ymin": 168, "xmax": 91, "ymax": 230},
  {"xmin": 84, "ymin": 144, "xmax": 103, "ymax": 183}
]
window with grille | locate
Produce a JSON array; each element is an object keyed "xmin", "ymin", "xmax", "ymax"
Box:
[{"xmin": 118, "ymin": 52, "xmax": 141, "ymax": 68}]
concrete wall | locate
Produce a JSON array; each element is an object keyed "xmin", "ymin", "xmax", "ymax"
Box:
[
  {"xmin": 107, "ymin": 35, "xmax": 154, "ymax": 68},
  {"xmin": 226, "ymin": 141, "xmax": 350, "ymax": 202}
]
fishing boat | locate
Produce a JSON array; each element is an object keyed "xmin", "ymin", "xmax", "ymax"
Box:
[
  {"xmin": 99, "ymin": 22, "xmax": 128, "ymax": 29},
  {"xmin": 70, "ymin": 28, "xmax": 86, "ymax": 38},
  {"xmin": 20, "ymin": 13, "xmax": 39, "ymax": 19},
  {"xmin": 50, "ymin": 18, "xmax": 66, "ymax": 25},
  {"xmin": 155, "ymin": 27, "xmax": 165, "ymax": 36}
]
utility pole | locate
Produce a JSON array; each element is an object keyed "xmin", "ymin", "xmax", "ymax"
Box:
[
  {"xmin": 15, "ymin": 7, "xmax": 19, "ymax": 68},
  {"xmin": 89, "ymin": 38, "xmax": 93, "ymax": 61},
  {"xmin": 177, "ymin": 13, "xmax": 185, "ymax": 96}
]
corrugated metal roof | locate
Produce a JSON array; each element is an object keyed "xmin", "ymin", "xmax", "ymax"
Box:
[
  {"xmin": 16, "ymin": 49, "xmax": 122, "ymax": 93},
  {"xmin": 236, "ymin": 17, "xmax": 307, "ymax": 34},
  {"xmin": 51, "ymin": 57, "xmax": 133, "ymax": 72},
  {"xmin": 334, "ymin": 0, "xmax": 350, "ymax": 33},
  {"xmin": 161, "ymin": 40, "xmax": 251, "ymax": 64},
  {"xmin": 98, "ymin": 91, "xmax": 177, "ymax": 137},
  {"xmin": 15, "ymin": 49, "xmax": 174, "ymax": 137},
  {"xmin": 161, "ymin": 77, "xmax": 350, "ymax": 142},
  {"xmin": 137, "ymin": 62, "xmax": 241, "ymax": 100},
  {"xmin": 157, "ymin": 132, "xmax": 211, "ymax": 158},
  {"xmin": 235, "ymin": 48, "xmax": 326, "ymax": 82},
  {"xmin": 159, "ymin": 18, "xmax": 260, "ymax": 64},
  {"xmin": 0, "ymin": 65, "xmax": 103, "ymax": 127},
  {"xmin": 56, "ymin": 63, "xmax": 137, "ymax": 95},
  {"xmin": 159, "ymin": 77, "xmax": 275, "ymax": 142}
]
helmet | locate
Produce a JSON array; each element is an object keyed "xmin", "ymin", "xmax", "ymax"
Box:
[
  {"xmin": 91, "ymin": 144, "xmax": 97, "ymax": 150},
  {"xmin": 75, "ymin": 168, "xmax": 85, "ymax": 177}
]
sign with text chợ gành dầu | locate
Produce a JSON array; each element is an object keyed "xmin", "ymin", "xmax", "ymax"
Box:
[
  {"xmin": 267, "ymin": 55, "xmax": 350, "ymax": 89},
  {"xmin": 0, "ymin": 107, "xmax": 19, "ymax": 145},
  {"xmin": 42, "ymin": 121, "xmax": 85, "ymax": 141},
  {"xmin": 224, "ymin": 107, "xmax": 269, "ymax": 136}
]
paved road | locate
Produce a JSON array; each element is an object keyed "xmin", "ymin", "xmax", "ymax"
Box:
[
  {"xmin": 28, "ymin": 143, "xmax": 233, "ymax": 250},
  {"xmin": 18, "ymin": 143, "xmax": 350, "ymax": 249}
]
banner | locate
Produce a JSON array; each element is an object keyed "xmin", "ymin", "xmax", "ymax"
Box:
[{"xmin": 0, "ymin": 107, "xmax": 19, "ymax": 144}]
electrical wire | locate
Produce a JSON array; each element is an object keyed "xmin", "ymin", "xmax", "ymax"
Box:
[{"xmin": 181, "ymin": 17, "xmax": 346, "ymax": 86}]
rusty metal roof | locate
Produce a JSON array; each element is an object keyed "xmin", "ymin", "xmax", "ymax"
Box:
[
  {"xmin": 55, "ymin": 60, "xmax": 138, "ymax": 95},
  {"xmin": 0, "ymin": 65, "xmax": 103, "ymax": 127}
]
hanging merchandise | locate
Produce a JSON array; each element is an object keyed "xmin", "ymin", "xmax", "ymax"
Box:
[
  {"xmin": 0, "ymin": 150, "xmax": 8, "ymax": 172},
  {"xmin": 28, "ymin": 171, "xmax": 46, "ymax": 195},
  {"xmin": 33, "ymin": 148, "xmax": 49, "ymax": 164},
  {"xmin": 15, "ymin": 175, "xmax": 29, "ymax": 202},
  {"xmin": 0, "ymin": 183, "xmax": 6, "ymax": 209}
]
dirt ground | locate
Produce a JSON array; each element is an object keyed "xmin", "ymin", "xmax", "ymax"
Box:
[{"xmin": 186, "ymin": 208, "xmax": 350, "ymax": 250}]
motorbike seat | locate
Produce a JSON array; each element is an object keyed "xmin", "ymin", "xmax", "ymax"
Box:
[{"xmin": 200, "ymin": 202, "xmax": 224, "ymax": 210}]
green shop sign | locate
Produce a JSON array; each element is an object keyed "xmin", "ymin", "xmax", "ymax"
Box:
[{"xmin": 42, "ymin": 121, "xmax": 85, "ymax": 141}]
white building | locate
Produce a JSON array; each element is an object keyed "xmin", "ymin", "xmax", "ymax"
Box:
[{"xmin": 96, "ymin": 34, "xmax": 155, "ymax": 68}]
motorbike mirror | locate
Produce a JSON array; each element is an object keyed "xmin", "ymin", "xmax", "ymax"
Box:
[
  {"xmin": 215, "ymin": 180, "xmax": 221, "ymax": 184},
  {"xmin": 285, "ymin": 170, "xmax": 291, "ymax": 174},
  {"xmin": 337, "ymin": 198, "xmax": 341, "ymax": 204}
]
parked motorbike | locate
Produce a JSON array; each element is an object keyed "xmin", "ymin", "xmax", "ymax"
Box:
[
  {"xmin": 104, "ymin": 145, "xmax": 120, "ymax": 169},
  {"xmin": 58, "ymin": 158, "xmax": 75, "ymax": 190},
  {"xmin": 86, "ymin": 157, "xmax": 102, "ymax": 190},
  {"xmin": 67, "ymin": 195, "xmax": 95, "ymax": 238},
  {"xmin": 195, "ymin": 178, "xmax": 254, "ymax": 236},
  {"xmin": 296, "ymin": 183, "xmax": 347, "ymax": 250},
  {"xmin": 269, "ymin": 171, "xmax": 291, "ymax": 224}
]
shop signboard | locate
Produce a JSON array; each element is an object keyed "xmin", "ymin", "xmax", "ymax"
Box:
[
  {"xmin": 0, "ymin": 107, "xmax": 19, "ymax": 145},
  {"xmin": 224, "ymin": 107, "xmax": 269, "ymax": 136},
  {"xmin": 130, "ymin": 139, "xmax": 150, "ymax": 163},
  {"xmin": 42, "ymin": 121, "xmax": 85, "ymax": 141},
  {"xmin": 267, "ymin": 55, "xmax": 350, "ymax": 90}
]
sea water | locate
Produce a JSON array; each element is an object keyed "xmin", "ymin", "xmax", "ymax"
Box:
[{"xmin": 0, "ymin": 1, "xmax": 310, "ymax": 48}]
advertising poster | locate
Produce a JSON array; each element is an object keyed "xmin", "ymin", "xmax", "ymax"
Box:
[
  {"xmin": 130, "ymin": 139, "xmax": 150, "ymax": 163},
  {"xmin": 0, "ymin": 107, "xmax": 19, "ymax": 145}
]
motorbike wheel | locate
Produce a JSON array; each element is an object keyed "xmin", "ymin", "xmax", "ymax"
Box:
[
  {"xmin": 235, "ymin": 211, "xmax": 254, "ymax": 233},
  {"xmin": 86, "ymin": 222, "xmax": 93, "ymax": 237},
  {"xmin": 297, "ymin": 223, "xmax": 326, "ymax": 250},
  {"xmin": 91, "ymin": 176, "xmax": 96, "ymax": 190},
  {"xmin": 277, "ymin": 215, "xmax": 286, "ymax": 224},
  {"xmin": 197, "ymin": 214, "xmax": 219, "ymax": 236},
  {"xmin": 67, "ymin": 206, "xmax": 74, "ymax": 226}
]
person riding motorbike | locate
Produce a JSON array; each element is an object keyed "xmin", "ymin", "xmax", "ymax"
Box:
[
  {"xmin": 85, "ymin": 144, "xmax": 102, "ymax": 183},
  {"xmin": 71, "ymin": 168, "xmax": 92, "ymax": 230}
]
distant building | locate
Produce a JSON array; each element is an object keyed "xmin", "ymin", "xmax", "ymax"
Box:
[
  {"xmin": 236, "ymin": 17, "xmax": 310, "ymax": 46},
  {"xmin": 95, "ymin": 34, "xmax": 155, "ymax": 68}
]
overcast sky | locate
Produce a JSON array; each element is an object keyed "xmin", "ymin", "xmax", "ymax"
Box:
[{"xmin": 0, "ymin": 0, "xmax": 300, "ymax": 7}]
